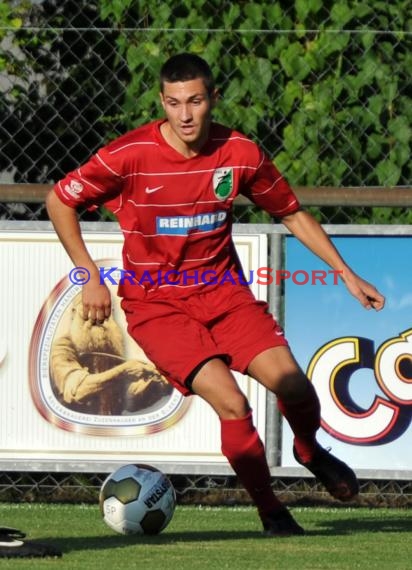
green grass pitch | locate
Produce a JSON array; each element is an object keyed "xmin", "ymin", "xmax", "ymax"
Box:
[{"xmin": 1, "ymin": 503, "xmax": 412, "ymax": 569}]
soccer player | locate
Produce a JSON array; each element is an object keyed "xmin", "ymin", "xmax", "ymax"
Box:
[{"xmin": 46, "ymin": 53, "xmax": 385, "ymax": 536}]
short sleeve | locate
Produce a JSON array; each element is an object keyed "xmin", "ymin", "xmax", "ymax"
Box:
[
  {"xmin": 242, "ymin": 150, "xmax": 300, "ymax": 218},
  {"xmin": 52, "ymin": 146, "xmax": 124, "ymax": 211}
]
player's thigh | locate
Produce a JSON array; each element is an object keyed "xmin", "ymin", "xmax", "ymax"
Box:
[
  {"xmin": 248, "ymin": 346, "xmax": 308, "ymax": 401},
  {"xmin": 190, "ymin": 357, "xmax": 249, "ymax": 419}
]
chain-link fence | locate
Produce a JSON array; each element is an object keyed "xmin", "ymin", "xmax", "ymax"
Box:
[
  {"xmin": 0, "ymin": 1, "xmax": 411, "ymax": 506},
  {"xmin": 1, "ymin": 471, "xmax": 412, "ymax": 508},
  {"xmin": 1, "ymin": 1, "xmax": 411, "ymax": 224}
]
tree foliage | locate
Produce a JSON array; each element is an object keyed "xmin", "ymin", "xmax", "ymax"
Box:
[
  {"xmin": 0, "ymin": 0, "xmax": 128, "ymax": 183},
  {"xmin": 1, "ymin": 0, "xmax": 411, "ymax": 223},
  {"xmin": 98, "ymin": 0, "xmax": 411, "ymax": 191}
]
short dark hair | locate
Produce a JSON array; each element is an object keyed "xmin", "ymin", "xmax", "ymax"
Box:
[{"xmin": 160, "ymin": 53, "xmax": 215, "ymax": 95}]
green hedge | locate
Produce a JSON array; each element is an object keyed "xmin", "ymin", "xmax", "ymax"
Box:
[
  {"xmin": 2, "ymin": 1, "xmax": 411, "ymax": 223},
  {"xmin": 99, "ymin": 0, "xmax": 411, "ymax": 191}
]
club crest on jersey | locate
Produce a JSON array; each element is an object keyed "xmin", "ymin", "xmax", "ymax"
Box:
[
  {"xmin": 213, "ymin": 167, "xmax": 233, "ymax": 200},
  {"xmin": 64, "ymin": 179, "xmax": 84, "ymax": 200}
]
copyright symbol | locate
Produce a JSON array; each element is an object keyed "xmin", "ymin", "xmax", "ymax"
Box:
[{"xmin": 69, "ymin": 267, "xmax": 90, "ymax": 285}]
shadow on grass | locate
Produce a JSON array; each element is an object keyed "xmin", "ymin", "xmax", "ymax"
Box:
[
  {"xmin": 309, "ymin": 515, "xmax": 412, "ymax": 536},
  {"xmin": 43, "ymin": 530, "xmax": 262, "ymax": 554},
  {"xmin": 43, "ymin": 515, "xmax": 412, "ymax": 553}
]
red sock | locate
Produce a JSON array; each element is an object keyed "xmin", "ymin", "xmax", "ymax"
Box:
[
  {"xmin": 220, "ymin": 411, "xmax": 283, "ymax": 515},
  {"xmin": 277, "ymin": 381, "xmax": 321, "ymax": 463}
]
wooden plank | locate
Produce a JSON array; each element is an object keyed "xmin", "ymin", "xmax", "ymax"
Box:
[
  {"xmin": 0, "ymin": 184, "xmax": 52, "ymax": 202},
  {"xmin": 293, "ymin": 186, "xmax": 412, "ymax": 207},
  {"xmin": 1, "ymin": 183, "xmax": 412, "ymax": 206}
]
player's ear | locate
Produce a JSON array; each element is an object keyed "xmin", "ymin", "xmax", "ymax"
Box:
[
  {"xmin": 209, "ymin": 88, "xmax": 219, "ymax": 109},
  {"xmin": 159, "ymin": 92, "xmax": 166, "ymax": 111}
]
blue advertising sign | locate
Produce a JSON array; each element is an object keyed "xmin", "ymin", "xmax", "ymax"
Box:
[{"xmin": 283, "ymin": 235, "xmax": 412, "ymax": 471}]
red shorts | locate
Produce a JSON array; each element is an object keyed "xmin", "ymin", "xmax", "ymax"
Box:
[{"xmin": 121, "ymin": 284, "xmax": 288, "ymax": 396}]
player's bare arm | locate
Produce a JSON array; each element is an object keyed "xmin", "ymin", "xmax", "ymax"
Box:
[
  {"xmin": 281, "ymin": 209, "xmax": 385, "ymax": 311},
  {"xmin": 46, "ymin": 190, "xmax": 111, "ymax": 321}
]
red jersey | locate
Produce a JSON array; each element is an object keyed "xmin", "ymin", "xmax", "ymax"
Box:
[{"xmin": 53, "ymin": 119, "xmax": 300, "ymax": 300}]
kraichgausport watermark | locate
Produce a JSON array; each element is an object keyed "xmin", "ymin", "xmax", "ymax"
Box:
[{"xmin": 68, "ymin": 266, "xmax": 343, "ymax": 287}]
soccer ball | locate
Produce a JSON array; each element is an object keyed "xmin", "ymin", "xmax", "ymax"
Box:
[{"xmin": 99, "ymin": 464, "xmax": 176, "ymax": 535}]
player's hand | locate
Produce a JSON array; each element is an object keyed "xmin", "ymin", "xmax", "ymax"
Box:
[
  {"xmin": 341, "ymin": 270, "xmax": 385, "ymax": 311},
  {"xmin": 81, "ymin": 271, "xmax": 112, "ymax": 323}
]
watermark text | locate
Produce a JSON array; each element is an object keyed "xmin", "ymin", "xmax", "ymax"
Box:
[{"xmin": 68, "ymin": 266, "xmax": 343, "ymax": 287}]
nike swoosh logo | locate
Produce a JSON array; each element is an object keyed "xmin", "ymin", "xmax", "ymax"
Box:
[{"xmin": 145, "ymin": 185, "xmax": 164, "ymax": 194}]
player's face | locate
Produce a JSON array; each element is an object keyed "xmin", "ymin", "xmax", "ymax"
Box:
[{"xmin": 160, "ymin": 78, "xmax": 217, "ymax": 157}]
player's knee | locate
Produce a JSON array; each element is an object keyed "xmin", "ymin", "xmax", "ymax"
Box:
[
  {"xmin": 217, "ymin": 393, "xmax": 250, "ymax": 419},
  {"xmin": 269, "ymin": 369, "xmax": 309, "ymax": 402}
]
